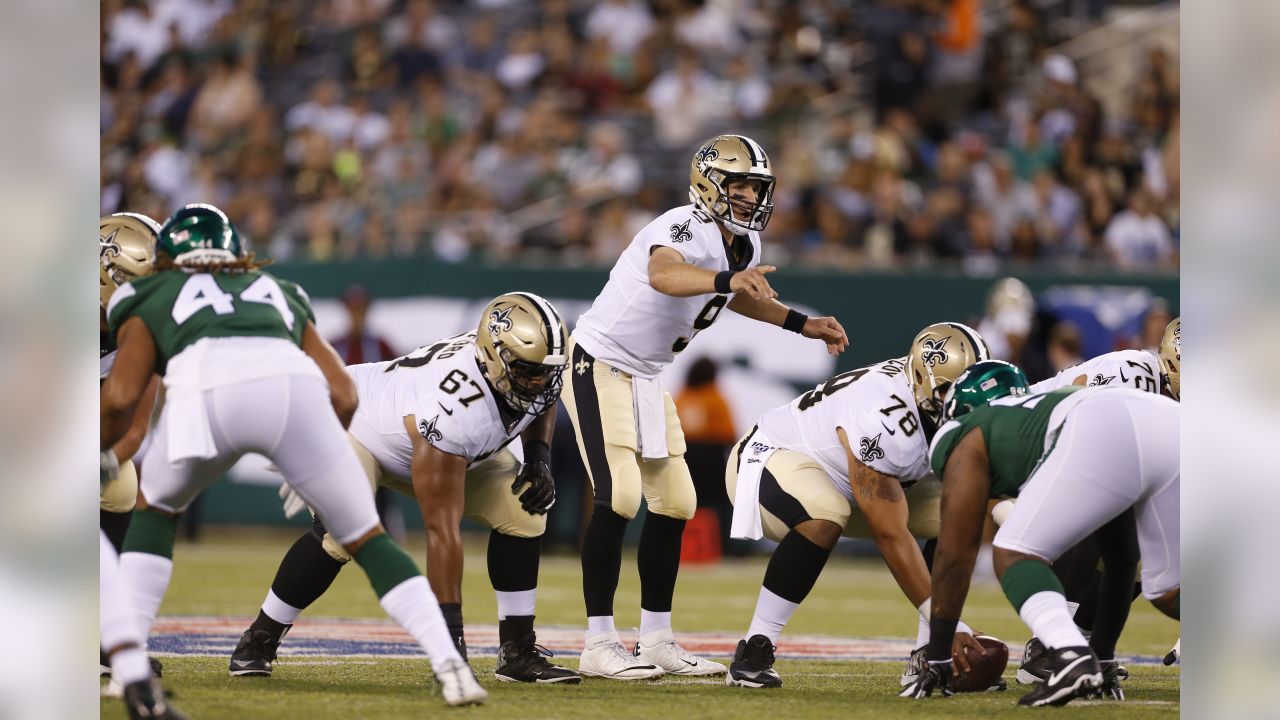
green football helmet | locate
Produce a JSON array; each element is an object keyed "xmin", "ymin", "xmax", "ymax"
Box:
[
  {"xmin": 158, "ymin": 204, "xmax": 244, "ymax": 266},
  {"xmin": 942, "ymin": 359, "xmax": 1029, "ymax": 420}
]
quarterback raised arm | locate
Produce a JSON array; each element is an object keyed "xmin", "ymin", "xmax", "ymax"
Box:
[{"xmin": 728, "ymin": 293, "xmax": 848, "ymax": 356}]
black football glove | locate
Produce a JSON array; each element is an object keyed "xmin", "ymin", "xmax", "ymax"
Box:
[
  {"xmin": 1088, "ymin": 660, "xmax": 1127, "ymax": 701},
  {"xmin": 899, "ymin": 660, "xmax": 954, "ymax": 699},
  {"xmin": 512, "ymin": 440, "xmax": 555, "ymax": 515},
  {"xmin": 440, "ymin": 603, "xmax": 467, "ymax": 662}
]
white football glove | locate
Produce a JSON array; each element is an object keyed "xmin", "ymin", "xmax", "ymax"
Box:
[
  {"xmin": 278, "ymin": 480, "xmax": 308, "ymax": 519},
  {"xmin": 991, "ymin": 499, "xmax": 1015, "ymax": 527}
]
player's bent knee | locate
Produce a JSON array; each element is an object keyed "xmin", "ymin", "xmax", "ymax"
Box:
[
  {"xmin": 794, "ymin": 519, "xmax": 842, "ymax": 550},
  {"xmin": 992, "ymin": 547, "xmax": 1039, "ymax": 579},
  {"xmin": 1147, "ymin": 587, "xmax": 1180, "ymax": 618},
  {"xmin": 322, "ymin": 532, "xmax": 354, "ymax": 564},
  {"xmin": 491, "ymin": 515, "xmax": 546, "ymax": 539}
]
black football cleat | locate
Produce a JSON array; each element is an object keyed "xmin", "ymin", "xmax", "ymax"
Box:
[
  {"xmin": 726, "ymin": 634, "xmax": 782, "ymax": 688},
  {"xmin": 1086, "ymin": 659, "xmax": 1128, "ymax": 700},
  {"xmin": 1015, "ymin": 636, "xmax": 1051, "ymax": 684},
  {"xmin": 229, "ymin": 628, "xmax": 283, "ymax": 677},
  {"xmin": 123, "ymin": 679, "xmax": 188, "ymax": 720},
  {"xmin": 1017, "ymin": 646, "xmax": 1103, "ymax": 707},
  {"xmin": 494, "ymin": 633, "xmax": 582, "ymax": 684}
]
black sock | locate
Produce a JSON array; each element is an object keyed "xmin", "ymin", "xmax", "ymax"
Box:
[
  {"xmin": 1088, "ymin": 510, "xmax": 1140, "ymax": 659},
  {"xmin": 582, "ymin": 504, "xmax": 629, "ymax": 618},
  {"xmin": 101, "ymin": 510, "xmax": 132, "ymax": 553},
  {"xmin": 762, "ymin": 530, "xmax": 832, "ymax": 604},
  {"xmin": 257, "ymin": 525, "xmax": 345, "ymax": 631},
  {"xmin": 499, "ymin": 616, "xmax": 536, "ymax": 645},
  {"xmin": 250, "ymin": 609, "xmax": 291, "ymax": 641},
  {"xmin": 922, "ymin": 537, "xmax": 937, "ymax": 573},
  {"xmin": 638, "ymin": 511, "xmax": 686, "ymax": 613}
]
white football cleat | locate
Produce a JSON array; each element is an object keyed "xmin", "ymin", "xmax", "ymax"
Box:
[
  {"xmin": 578, "ymin": 631, "xmax": 665, "ymax": 680},
  {"xmin": 435, "ymin": 658, "xmax": 488, "ymax": 706},
  {"xmin": 634, "ymin": 627, "xmax": 727, "ymax": 676}
]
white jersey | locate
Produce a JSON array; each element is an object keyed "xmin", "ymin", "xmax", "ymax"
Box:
[
  {"xmin": 572, "ymin": 204, "xmax": 761, "ymax": 378},
  {"xmin": 755, "ymin": 357, "xmax": 931, "ymax": 504},
  {"xmin": 1029, "ymin": 349, "xmax": 1162, "ymax": 395},
  {"xmin": 346, "ymin": 332, "xmax": 538, "ymax": 478}
]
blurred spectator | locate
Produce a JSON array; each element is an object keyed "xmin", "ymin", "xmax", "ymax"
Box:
[
  {"xmin": 646, "ymin": 51, "xmax": 719, "ymax": 149},
  {"xmin": 674, "ymin": 357, "xmax": 738, "ymax": 556},
  {"xmin": 1104, "ymin": 188, "xmax": 1176, "ymax": 270},
  {"xmin": 585, "ymin": 0, "xmax": 654, "ymax": 57}
]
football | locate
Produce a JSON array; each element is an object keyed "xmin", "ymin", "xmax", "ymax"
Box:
[{"xmin": 951, "ymin": 635, "xmax": 1010, "ymax": 693}]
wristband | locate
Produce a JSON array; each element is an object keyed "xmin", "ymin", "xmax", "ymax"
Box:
[
  {"xmin": 523, "ymin": 439, "xmax": 551, "ymax": 466},
  {"xmin": 783, "ymin": 309, "xmax": 808, "ymax": 334},
  {"xmin": 927, "ymin": 617, "xmax": 959, "ymax": 662},
  {"xmin": 714, "ymin": 270, "xmax": 735, "ymax": 294}
]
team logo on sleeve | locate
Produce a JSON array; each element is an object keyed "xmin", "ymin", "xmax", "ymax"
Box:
[
  {"xmin": 859, "ymin": 434, "xmax": 885, "ymax": 463},
  {"xmin": 1089, "ymin": 373, "xmax": 1116, "ymax": 386},
  {"xmin": 487, "ymin": 306, "xmax": 514, "ymax": 337},
  {"xmin": 669, "ymin": 219, "xmax": 693, "ymax": 243},
  {"xmin": 418, "ymin": 414, "xmax": 444, "ymax": 444},
  {"xmin": 920, "ymin": 337, "xmax": 951, "ymax": 367}
]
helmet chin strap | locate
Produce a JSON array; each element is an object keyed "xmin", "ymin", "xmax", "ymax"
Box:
[{"xmin": 722, "ymin": 220, "xmax": 751, "ymax": 237}]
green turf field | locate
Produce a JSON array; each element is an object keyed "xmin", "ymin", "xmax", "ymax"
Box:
[{"xmin": 102, "ymin": 528, "xmax": 1180, "ymax": 718}]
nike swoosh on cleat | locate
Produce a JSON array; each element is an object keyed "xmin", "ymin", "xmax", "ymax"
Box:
[
  {"xmin": 231, "ymin": 660, "xmax": 259, "ymax": 667},
  {"xmin": 1046, "ymin": 655, "xmax": 1090, "ymax": 686},
  {"xmin": 682, "ymin": 659, "xmax": 698, "ymax": 667}
]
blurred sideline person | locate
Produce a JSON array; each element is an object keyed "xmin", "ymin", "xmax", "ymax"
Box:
[
  {"xmin": 905, "ymin": 362, "xmax": 1179, "ymax": 707},
  {"xmin": 977, "ymin": 277, "xmax": 1034, "ymax": 363},
  {"xmin": 1006, "ymin": 317, "xmax": 1180, "ymax": 685},
  {"xmin": 101, "ymin": 204, "xmax": 486, "ymax": 706},
  {"xmin": 564, "ymin": 134, "xmax": 849, "ymax": 679},
  {"xmin": 673, "ymin": 357, "xmax": 737, "ymax": 555},
  {"xmin": 236, "ymin": 293, "xmax": 580, "ymax": 684},
  {"xmin": 99, "ymin": 212, "xmax": 185, "ymax": 719},
  {"xmin": 330, "ymin": 284, "xmax": 406, "ymax": 542},
  {"xmin": 724, "ymin": 323, "xmax": 989, "ymax": 689}
]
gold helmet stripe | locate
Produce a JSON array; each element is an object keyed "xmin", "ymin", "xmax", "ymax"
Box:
[{"xmin": 509, "ymin": 291, "xmax": 566, "ymax": 363}]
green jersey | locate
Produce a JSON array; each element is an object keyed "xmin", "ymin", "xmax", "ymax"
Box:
[
  {"xmin": 106, "ymin": 269, "xmax": 315, "ymax": 374},
  {"xmin": 928, "ymin": 386, "xmax": 1085, "ymax": 497}
]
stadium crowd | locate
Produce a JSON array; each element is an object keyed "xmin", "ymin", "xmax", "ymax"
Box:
[{"xmin": 101, "ymin": 0, "xmax": 1178, "ymax": 272}]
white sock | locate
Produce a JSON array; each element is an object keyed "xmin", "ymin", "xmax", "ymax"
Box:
[
  {"xmin": 495, "ymin": 589, "xmax": 537, "ymax": 620},
  {"xmin": 110, "ymin": 646, "xmax": 152, "ymax": 686},
  {"xmin": 915, "ymin": 615, "xmax": 930, "ymax": 648},
  {"xmin": 118, "ymin": 551, "xmax": 174, "ymax": 645},
  {"xmin": 639, "ymin": 610, "xmax": 671, "ymax": 636},
  {"xmin": 262, "ymin": 589, "xmax": 303, "ymax": 625},
  {"xmin": 587, "ymin": 615, "xmax": 615, "ymax": 636},
  {"xmin": 378, "ymin": 576, "xmax": 462, "ymax": 671},
  {"xmin": 745, "ymin": 587, "xmax": 798, "ymax": 643},
  {"xmin": 1019, "ymin": 591, "xmax": 1088, "ymax": 649}
]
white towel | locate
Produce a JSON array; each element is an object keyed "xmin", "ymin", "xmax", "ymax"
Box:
[
  {"xmin": 730, "ymin": 429, "xmax": 779, "ymax": 540},
  {"xmin": 164, "ymin": 390, "xmax": 218, "ymax": 464},
  {"xmin": 631, "ymin": 375, "xmax": 668, "ymax": 460}
]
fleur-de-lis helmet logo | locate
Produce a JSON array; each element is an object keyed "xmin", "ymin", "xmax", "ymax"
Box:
[
  {"xmin": 487, "ymin": 305, "xmax": 514, "ymax": 338},
  {"xmin": 100, "ymin": 229, "xmax": 122, "ymax": 266},
  {"xmin": 920, "ymin": 336, "xmax": 951, "ymax": 367},
  {"xmin": 859, "ymin": 434, "xmax": 885, "ymax": 463},
  {"xmin": 695, "ymin": 142, "xmax": 719, "ymax": 173}
]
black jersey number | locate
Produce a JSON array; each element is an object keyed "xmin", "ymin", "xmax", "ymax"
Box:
[
  {"xmin": 439, "ymin": 369, "xmax": 486, "ymax": 407},
  {"xmin": 797, "ymin": 366, "xmax": 872, "ymax": 411},
  {"xmin": 878, "ymin": 393, "xmax": 919, "ymax": 437},
  {"xmin": 672, "ymin": 295, "xmax": 729, "ymax": 353}
]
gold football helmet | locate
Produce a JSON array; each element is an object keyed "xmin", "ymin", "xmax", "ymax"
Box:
[
  {"xmin": 100, "ymin": 212, "xmax": 161, "ymax": 308},
  {"xmin": 689, "ymin": 134, "xmax": 776, "ymax": 235},
  {"xmin": 1158, "ymin": 317, "xmax": 1180, "ymax": 400},
  {"xmin": 475, "ymin": 292, "xmax": 568, "ymax": 414},
  {"xmin": 907, "ymin": 322, "xmax": 991, "ymax": 423}
]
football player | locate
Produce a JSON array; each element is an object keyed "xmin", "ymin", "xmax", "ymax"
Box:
[
  {"xmin": 1010, "ymin": 317, "xmax": 1180, "ymax": 688},
  {"xmin": 902, "ymin": 361, "xmax": 1179, "ymax": 707},
  {"xmin": 232, "ymin": 293, "xmax": 580, "ymax": 685},
  {"xmin": 563, "ymin": 134, "xmax": 848, "ymax": 679},
  {"xmin": 723, "ymin": 322, "xmax": 989, "ymax": 689},
  {"xmin": 99, "ymin": 212, "xmax": 186, "ymax": 718},
  {"xmin": 101, "ymin": 204, "xmax": 486, "ymax": 706},
  {"xmin": 99, "ymin": 213, "xmax": 163, "ymax": 552}
]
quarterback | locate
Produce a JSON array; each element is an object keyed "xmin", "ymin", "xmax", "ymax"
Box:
[
  {"xmin": 902, "ymin": 362, "xmax": 1180, "ymax": 707},
  {"xmin": 232, "ymin": 293, "xmax": 580, "ymax": 684},
  {"xmin": 564, "ymin": 134, "xmax": 848, "ymax": 679},
  {"xmin": 724, "ymin": 323, "xmax": 989, "ymax": 688},
  {"xmin": 101, "ymin": 204, "xmax": 486, "ymax": 706}
]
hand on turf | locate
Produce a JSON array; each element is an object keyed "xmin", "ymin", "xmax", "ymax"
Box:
[
  {"xmin": 1090, "ymin": 661, "xmax": 1127, "ymax": 701},
  {"xmin": 802, "ymin": 316, "xmax": 848, "ymax": 356},
  {"xmin": 511, "ymin": 459, "xmax": 556, "ymax": 515},
  {"xmin": 278, "ymin": 481, "xmax": 308, "ymax": 519},
  {"xmin": 899, "ymin": 660, "xmax": 953, "ymax": 699}
]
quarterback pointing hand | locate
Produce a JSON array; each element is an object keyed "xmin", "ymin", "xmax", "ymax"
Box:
[{"xmin": 563, "ymin": 134, "xmax": 848, "ymax": 680}]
